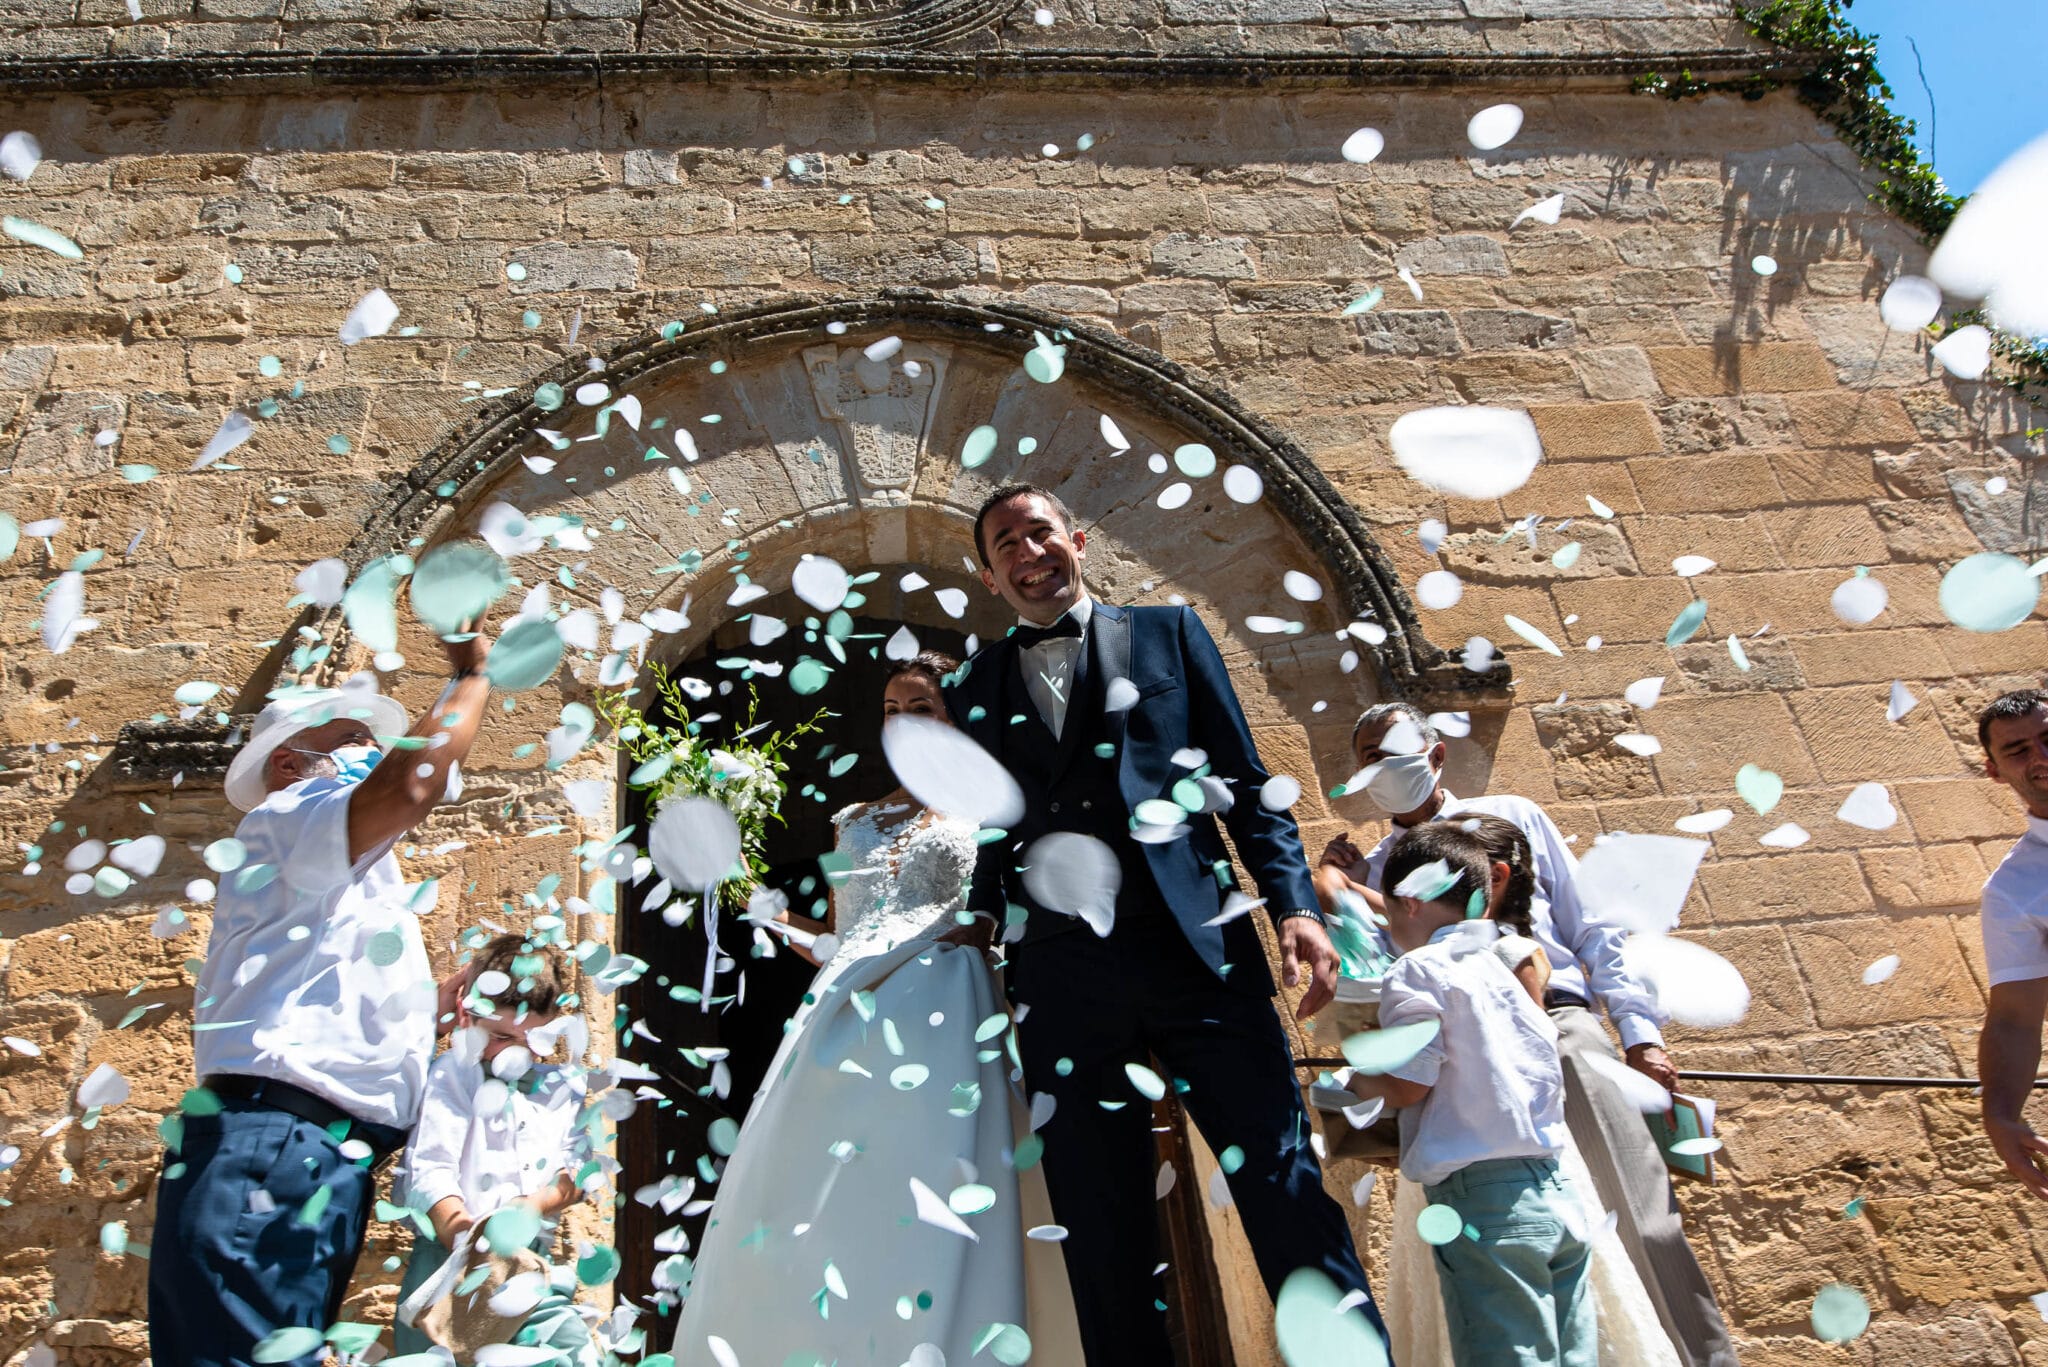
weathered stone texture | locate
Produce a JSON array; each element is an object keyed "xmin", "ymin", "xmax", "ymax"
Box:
[{"xmin": 0, "ymin": 61, "xmax": 2041, "ymax": 1367}]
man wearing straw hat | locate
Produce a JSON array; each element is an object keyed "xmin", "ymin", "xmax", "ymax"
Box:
[{"xmin": 148, "ymin": 618, "xmax": 493, "ymax": 1367}]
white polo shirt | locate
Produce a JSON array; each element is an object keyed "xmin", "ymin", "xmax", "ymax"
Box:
[
  {"xmin": 1981, "ymin": 816, "xmax": 2048, "ymax": 987},
  {"xmin": 1378, "ymin": 922, "xmax": 1570, "ymax": 1187},
  {"xmin": 1363, "ymin": 790, "xmax": 1669, "ymax": 1050},
  {"xmin": 192, "ymin": 775, "xmax": 437, "ymax": 1130},
  {"xmin": 399, "ymin": 1035, "xmax": 588, "ymax": 1219}
]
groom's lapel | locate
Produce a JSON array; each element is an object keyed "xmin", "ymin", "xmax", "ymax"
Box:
[
  {"xmin": 963, "ymin": 640, "xmax": 1013, "ymax": 760},
  {"xmin": 1090, "ymin": 601, "xmax": 1134, "ymax": 758}
]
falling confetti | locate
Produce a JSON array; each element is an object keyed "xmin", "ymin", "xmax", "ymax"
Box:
[
  {"xmin": 1389, "ymin": 406, "xmax": 1542, "ymax": 499},
  {"xmin": 0, "ymin": 130, "xmax": 41, "ymax": 181},
  {"xmin": 338, "ymin": 287, "xmax": 399, "ymax": 345},
  {"xmin": 1809, "ymin": 1283, "xmax": 1871, "ymax": 1344},
  {"xmin": 1466, "ymin": 103, "xmax": 1523, "ymax": 151},
  {"xmin": 1939, "ymin": 553, "xmax": 2039, "ymax": 632},
  {"xmin": 2, "ymin": 215, "xmax": 82, "ymax": 259},
  {"xmin": 1878, "ymin": 275, "xmax": 1942, "ymax": 332},
  {"xmin": 1339, "ymin": 128, "xmax": 1385, "ymax": 164}
]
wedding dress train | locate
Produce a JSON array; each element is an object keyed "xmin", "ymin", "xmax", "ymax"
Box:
[{"xmin": 671, "ymin": 803, "xmax": 1081, "ymax": 1365}]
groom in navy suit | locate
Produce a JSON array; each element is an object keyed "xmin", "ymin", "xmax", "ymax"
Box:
[{"xmin": 944, "ymin": 484, "xmax": 1387, "ymax": 1364}]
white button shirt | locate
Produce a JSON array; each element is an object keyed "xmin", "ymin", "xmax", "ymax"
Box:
[
  {"xmin": 192, "ymin": 775, "xmax": 437, "ymax": 1130},
  {"xmin": 399, "ymin": 1036, "xmax": 588, "ymax": 1219},
  {"xmin": 1982, "ymin": 815, "xmax": 2048, "ymax": 986},
  {"xmin": 1378, "ymin": 922, "xmax": 1570, "ymax": 1187},
  {"xmin": 1364, "ymin": 790, "xmax": 1670, "ymax": 1051},
  {"xmin": 1016, "ymin": 594, "xmax": 1092, "ymax": 740}
]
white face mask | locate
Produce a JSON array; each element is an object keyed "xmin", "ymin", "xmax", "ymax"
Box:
[{"xmin": 1358, "ymin": 751, "xmax": 1439, "ymax": 815}]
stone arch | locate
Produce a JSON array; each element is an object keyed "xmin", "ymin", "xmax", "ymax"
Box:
[{"xmin": 264, "ymin": 288, "xmax": 1502, "ymax": 712}]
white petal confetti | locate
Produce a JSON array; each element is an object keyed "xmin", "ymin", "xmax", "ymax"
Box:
[
  {"xmin": 1930, "ymin": 324, "xmax": 1992, "ymax": 380},
  {"xmin": 1624, "ymin": 676, "xmax": 1665, "ymax": 710},
  {"xmin": 1879, "ymin": 275, "xmax": 1942, "ymax": 332},
  {"xmin": 1886, "ymin": 680, "xmax": 1918, "ymax": 723},
  {"xmin": 1510, "ymin": 193, "xmax": 1565, "ymax": 228},
  {"xmin": 1022, "ymin": 833, "xmax": 1120, "ymax": 937},
  {"xmin": 883, "ymin": 715, "xmax": 1023, "ymax": 828},
  {"xmin": 1415, "ymin": 570, "xmax": 1463, "ymax": 610},
  {"xmin": 338, "ymin": 288, "xmax": 399, "ymax": 346},
  {"xmin": 194, "ymin": 410, "xmax": 254, "ymax": 470},
  {"xmin": 1221, "ymin": 465, "xmax": 1263, "ymax": 503},
  {"xmin": 77, "ymin": 1063, "xmax": 131, "ymax": 1109},
  {"xmin": 1836, "ymin": 783, "xmax": 1898, "ymax": 831},
  {"xmin": 1340, "ymin": 128, "xmax": 1385, "ymax": 164},
  {"xmin": 1862, "ymin": 954, "xmax": 1901, "ymax": 986},
  {"xmin": 910, "ymin": 1176, "xmax": 980, "ymax": 1242},
  {"xmin": 1575, "ymin": 834, "xmax": 1708, "ymax": 935},
  {"xmin": 791, "ymin": 555, "xmax": 852, "ymax": 613},
  {"xmin": 1389, "ymin": 406, "xmax": 1542, "ymax": 499},
  {"xmin": 1672, "ymin": 556, "xmax": 1716, "ymax": 578},
  {"xmin": 1100, "ymin": 414, "xmax": 1130, "ymax": 450},
  {"xmin": 1502, "ymin": 614, "xmax": 1562, "ymax": 657},
  {"xmin": 1926, "ymin": 129, "xmax": 2048, "ymax": 338},
  {"xmin": 647, "ymin": 797, "xmax": 742, "ymax": 892},
  {"xmin": 1613, "ymin": 734, "xmax": 1662, "ymax": 757},
  {"xmin": 0, "ymin": 131, "xmax": 42, "ymax": 181},
  {"xmin": 1622, "ymin": 933, "xmax": 1749, "ymax": 1030},
  {"xmin": 1759, "ymin": 821, "xmax": 1811, "ymax": 849},
  {"xmin": 1466, "ymin": 103, "xmax": 1524, "ymax": 151},
  {"xmin": 1829, "ymin": 573, "xmax": 1887, "ymax": 626},
  {"xmin": 1282, "ymin": 571, "xmax": 1324, "ymax": 603}
]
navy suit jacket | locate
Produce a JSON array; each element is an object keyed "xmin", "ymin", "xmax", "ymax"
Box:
[{"xmin": 944, "ymin": 601, "xmax": 1320, "ymax": 993}]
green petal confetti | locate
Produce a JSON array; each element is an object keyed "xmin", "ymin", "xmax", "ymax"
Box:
[
  {"xmin": 173, "ymin": 681, "xmax": 223, "ymax": 706},
  {"xmin": 790, "ymin": 657, "xmax": 832, "ymax": 695},
  {"xmin": 1275, "ymin": 1267, "xmax": 1390, "ymax": 1367},
  {"xmin": 577, "ymin": 1243, "xmax": 622, "ymax": 1286},
  {"xmin": 3, "ymin": 215, "xmax": 83, "ymax": 259},
  {"xmin": 1172, "ymin": 443, "xmax": 1217, "ymax": 479},
  {"xmin": 1734, "ymin": 763, "xmax": 1783, "ymax": 816},
  {"xmin": 973, "ymin": 1012, "xmax": 1009, "ymax": 1043},
  {"xmin": 1669, "ymin": 1137, "xmax": 1723, "ymax": 1157},
  {"xmin": 890, "ymin": 1063, "xmax": 930, "ymax": 1090},
  {"xmin": 1810, "ymin": 1282, "xmax": 1870, "ymax": 1343},
  {"xmin": 1341, "ymin": 287, "xmax": 1385, "ymax": 316},
  {"xmin": 342, "ymin": 555, "xmax": 407, "ymax": 655},
  {"xmin": 1665, "ymin": 598, "xmax": 1708, "ymax": 646},
  {"xmin": 708, "ymin": 1116, "xmax": 740, "ymax": 1155},
  {"xmin": 202, "ymin": 838, "xmax": 248, "ymax": 873},
  {"xmin": 485, "ymin": 617, "xmax": 567, "ymax": 691},
  {"xmin": 1939, "ymin": 552, "xmax": 2040, "ymax": 633},
  {"xmin": 366, "ymin": 928, "xmax": 406, "ymax": 967},
  {"xmin": 1341, "ymin": 1018, "xmax": 1441, "ymax": 1075},
  {"xmin": 973, "ymin": 1323, "xmax": 1034, "ymax": 1366},
  {"xmin": 481, "ymin": 1200, "xmax": 543, "ymax": 1255},
  {"xmin": 961, "ymin": 424, "xmax": 998, "ymax": 469},
  {"xmin": 1023, "ymin": 343, "xmax": 1065, "ymax": 384},
  {"xmin": 1550, "ymin": 541, "xmax": 1581, "ymax": 569},
  {"xmin": 293, "ymin": 1182, "xmax": 332, "ymax": 1228},
  {"xmin": 1416, "ymin": 1203, "xmax": 1463, "ymax": 1245},
  {"xmin": 534, "ymin": 381, "xmax": 565, "ymax": 411},
  {"xmin": 252, "ymin": 1327, "xmax": 326, "ymax": 1363},
  {"xmin": 1218, "ymin": 1145, "xmax": 1245, "ymax": 1175},
  {"xmin": 948, "ymin": 1183, "xmax": 997, "ymax": 1215},
  {"xmin": 118, "ymin": 464, "xmax": 159, "ymax": 483},
  {"xmin": 408, "ymin": 540, "xmax": 510, "ymax": 635},
  {"xmin": 99, "ymin": 1221, "xmax": 129, "ymax": 1255}
]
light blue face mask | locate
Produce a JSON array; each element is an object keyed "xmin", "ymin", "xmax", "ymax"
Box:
[{"xmin": 294, "ymin": 742, "xmax": 383, "ymax": 784}]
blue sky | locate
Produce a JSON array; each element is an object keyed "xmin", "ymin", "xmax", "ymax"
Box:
[{"xmin": 1847, "ymin": 0, "xmax": 2048, "ymax": 194}]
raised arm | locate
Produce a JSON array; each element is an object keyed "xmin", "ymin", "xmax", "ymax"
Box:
[
  {"xmin": 346, "ymin": 626, "xmax": 491, "ymax": 863},
  {"xmin": 1520, "ymin": 800, "xmax": 1669, "ymax": 1057},
  {"xmin": 1177, "ymin": 608, "xmax": 1338, "ymax": 1016}
]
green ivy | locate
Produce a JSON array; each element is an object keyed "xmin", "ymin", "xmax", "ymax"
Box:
[{"xmin": 1638, "ymin": 0, "xmax": 2047, "ymax": 404}]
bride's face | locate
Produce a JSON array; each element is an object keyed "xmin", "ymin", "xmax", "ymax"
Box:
[{"xmin": 883, "ymin": 671, "xmax": 948, "ymax": 726}]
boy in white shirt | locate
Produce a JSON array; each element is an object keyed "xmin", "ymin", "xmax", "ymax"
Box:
[
  {"xmin": 1343, "ymin": 821, "xmax": 1595, "ymax": 1367},
  {"xmin": 393, "ymin": 933, "xmax": 598, "ymax": 1362}
]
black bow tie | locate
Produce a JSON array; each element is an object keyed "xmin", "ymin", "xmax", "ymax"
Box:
[{"xmin": 1012, "ymin": 615, "xmax": 1083, "ymax": 651}]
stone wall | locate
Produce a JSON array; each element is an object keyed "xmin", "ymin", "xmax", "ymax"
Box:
[{"xmin": 0, "ymin": 60, "xmax": 2044, "ymax": 1367}]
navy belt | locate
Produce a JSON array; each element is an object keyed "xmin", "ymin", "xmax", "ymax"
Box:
[
  {"xmin": 1543, "ymin": 989, "xmax": 1592, "ymax": 1012},
  {"xmin": 201, "ymin": 1074, "xmax": 407, "ymax": 1165}
]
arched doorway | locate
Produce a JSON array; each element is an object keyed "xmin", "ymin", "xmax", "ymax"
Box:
[{"xmin": 212, "ymin": 290, "xmax": 1507, "ymax": 1363}]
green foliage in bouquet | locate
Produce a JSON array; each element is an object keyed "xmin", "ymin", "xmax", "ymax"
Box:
[{"xmin": 595, "ymin": 665, "xmax": 829, "ymax": 899}]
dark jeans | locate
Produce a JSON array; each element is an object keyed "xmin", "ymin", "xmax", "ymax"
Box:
[
  {"xmin": 1008, "ymin": 910, "xmax": 1386, "ymax": 1365},
  {"xmin": 148, "ymin": 1099, "xmax": 394, "ymax": 1367}
]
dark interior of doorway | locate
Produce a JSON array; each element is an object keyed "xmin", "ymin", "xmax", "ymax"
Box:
[{"xmin": 613, "ymin": 607, "xmax": 1235, "ymax": 1364}]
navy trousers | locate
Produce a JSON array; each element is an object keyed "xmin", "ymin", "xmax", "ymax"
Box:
[
  {"xmin": 1008, "ymin": 910, "xmax": 1387, "ymax": 1365},
  {"xmin": 148, "ymin": 1099, "xmax": 397, "ymax": 1367}
]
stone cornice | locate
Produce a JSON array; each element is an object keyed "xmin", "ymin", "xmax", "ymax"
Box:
[{"xmin": 0, "ymin": 46, "xmax": 1809, "ymax": 98}]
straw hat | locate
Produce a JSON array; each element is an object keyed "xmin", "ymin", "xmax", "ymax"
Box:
[{"xmin": 222, "ymin": 676, "xmax": 409, "ymax": 813}]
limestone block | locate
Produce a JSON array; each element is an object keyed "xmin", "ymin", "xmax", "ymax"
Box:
[
  {"xmin": 7, "ymin": 914, "xmax": 191, "ymax": 1001},
  {"xmin": 394, "ymin": 151, "xmax": 529, "ymax": 191},
  {"xmin": 1148, "ymin": 233, "xmax": 1256, "ymax": 281},
  {"xmin": 1457, "ymin": 308, "xmax": 1575, "ymax": 352},
  {"xmin": 1441, "ymin": 521, "xmax": 1634, "ymax": 583},
  {"xmin": 504, "ymin": 240, "xmax": 640, "ymax": 294},
  {"xmin": 1939, "ymin": 625, "xmax": 2048, "ymax": 679},
  {"xmin": 1352, "ymin": 308, "xmax": 1460, "ymax": 358},
  {"xmin": 7, "ymin": 391, "xmax": 122, "ymax": 477},
  {"xmin": 1627, "ymin": 513, "xmax": 1782, "ymax": 575},
  {"xmin": 1443, "ymin": 353, "xmax": 1582, "ymax": 401},
  {"xmin": 1677, "ymin": 924, "xmax": 1814, "ymax": 1034},
  {"xmin": 1756, "ymin": 504, "xmax": 1888, "ymax": 570},
  {"xmin": 1866, "ymin": 1189, "xmax": 2048, "ymax": 1305},
  {"xmin": 1574, "ymin": 345, "xmax": 1661, "ymax": 400},
  {"xmin": 1671, "ymin": 635, "xmax": 1802, "ymax": 694},
  {"xmin": 1720, "ymin": 1092, "xmax": 1935, "ymax": 1187},
  {"xmin": 1785, "ymin": 389, "xmax": 1920, "ymax": 447},
  {"xmin": 1766, "ymin": 448, "xmax": 1889, "ymax": 504},
  {"xmin": 1254, "ymin": 234, "xmax": 1392, "ymax": 282},
  {"xmin": 940, "ymin": 188, "xmax": 1081, "ymax": 236},
  {"xmin": 995, "ymin": 237, "xmax": 1150, "ymax": 285},
  {"xmin": 1694, "ymin": 851, "xmax": 1873, "ymax": 924},
  {"xmin": 1393, "ymin": 234, "xmax": 1509, "ymax": 278},
  {"xmin": 1788, "ymin": 628, "xmax": 1948, "ymax": 688},
  {"xmin": 0, "ymin": 1000, "xmax": 91, "ymax": 1120},
  {"xmin": 1626, "ymin": 450, "xmax": 1786, "ymax": 513},
  {"xmin": 565, "ymin": 191, "xmax": 734, "ymax": 238},
  {"xmin": 1787, "ymin": 687, "xmax": 1967, "ymax": 783},
  {"xmin": 1789, "ymin": 912, "xmax": 1981, "ymax": 1031},
  {"xmin": 1859, "ymin": 843, "xmax": 1990, "ymax": 914},
  {"xmin": 1530, "ymin": 699, "xmax": 1662, "ymax": 801},
  {"xmin": 1549, "ymin": 573, "xmax": 1698, "ymax": 645},
  {"xmin": 1637, "ymin": 691, "xmax": 1821, "ymax": 792},
  {"xmin": 1527, "ymin": 400, "xmax": 1661, "ymax": 460},
  {"xmin": 811, "ymin": 235, "xmax": 978, "ymax": 288},
  {"xmin": 1644, "ymin": 342, "xmax": 1836, "ymax": 397},
  {"xmin": 1077, "ymin": 190, "xmax": 1210, "ymax": 235}
]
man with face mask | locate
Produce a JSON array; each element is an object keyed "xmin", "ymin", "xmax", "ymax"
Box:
[
  {"xmin": 1314, "ymin": 700, "xmax": 1737, "ymax": 1367},
  {"xmin": 148, "ymin": 616, "xmax": 493, "ymax": 1367}
]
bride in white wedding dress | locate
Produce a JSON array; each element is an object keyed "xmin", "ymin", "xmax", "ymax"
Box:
[{"xmin": 670, "ymin": 652, "xmax": 1081, "ymax": 1366}]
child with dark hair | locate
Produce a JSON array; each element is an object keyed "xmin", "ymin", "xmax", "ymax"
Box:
[
  {"xmin": 1345, "ymin": 821, "xmax": 1596, "ymax": 1367},
  {"xmin": 392, "ymin": 933, "xmax": 600, "ymax": 1363}
]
